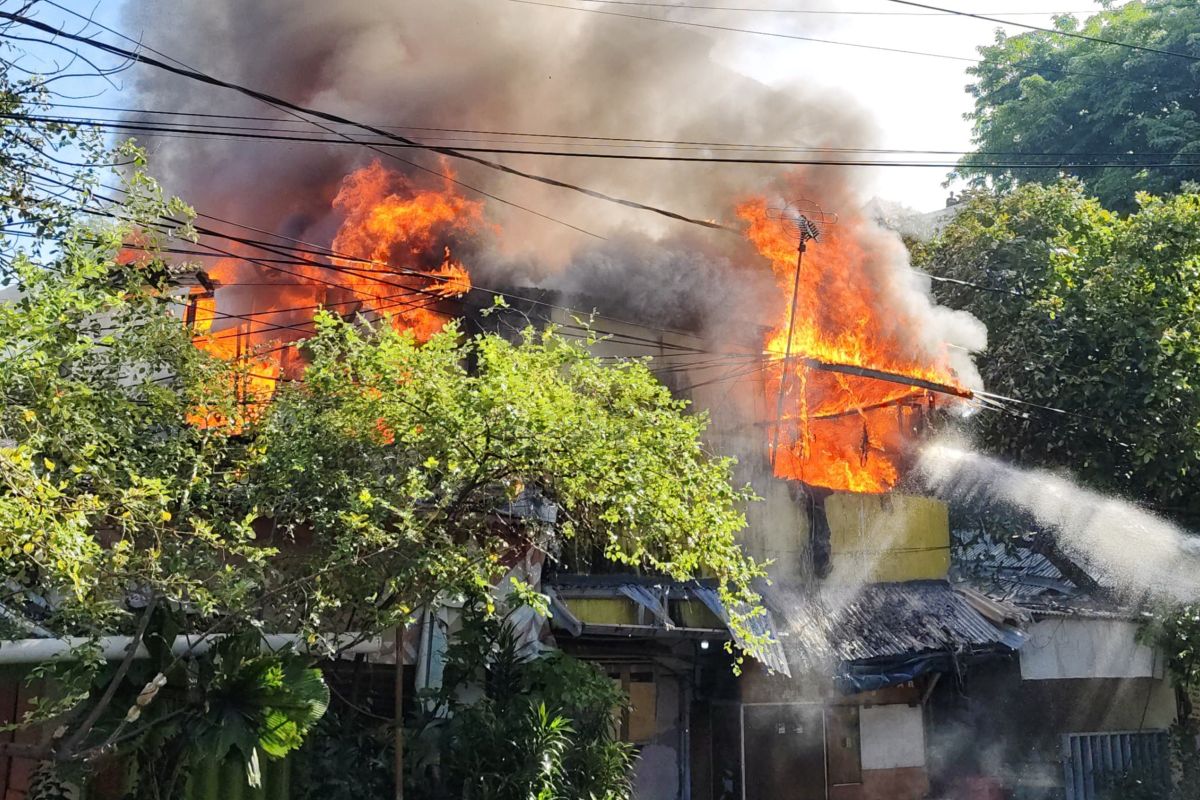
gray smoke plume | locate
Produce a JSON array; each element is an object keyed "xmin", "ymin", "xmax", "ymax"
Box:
[{"xmin": 121, "ymin": 0, "xmax": 983, "ymax": 369}]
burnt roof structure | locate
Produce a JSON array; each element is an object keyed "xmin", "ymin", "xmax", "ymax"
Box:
[{"xmin": 771, "ymin": 579, "xmax": 1026, "ymax": 693}]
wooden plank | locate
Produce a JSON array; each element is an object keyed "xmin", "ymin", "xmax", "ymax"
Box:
[{"xmin": 0, "ymin": 673, "xmax": 18, "ymax": 799}]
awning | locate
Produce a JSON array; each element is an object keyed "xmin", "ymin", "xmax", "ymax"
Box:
[
  {"xmin": 690, "ymin": 585, "xmax": 791, "ymax": 677},
  {"xmin": 546, "ymin": 576, "xmax": 791, "ymax": 676}
]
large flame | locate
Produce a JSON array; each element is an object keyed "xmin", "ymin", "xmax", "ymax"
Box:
[
  {"xmin": 738, "ymin": 198, "xmax": 963, "ymax": 493},
  {"xmin": 186, "ymin": 161, "xmax": 480, "ymax": 416},
  {"xmin": 329, "ymin": 160, "xmax": 480, "ymax": 340}
]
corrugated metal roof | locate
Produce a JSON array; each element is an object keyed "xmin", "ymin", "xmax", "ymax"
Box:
[
  {"xmin": 951, "ymin": 529, "xmax": 1078, "ymax": 603},
  {"xmin": 949, "ymin": 529, "xmax": 1137, "ymax": 619},
  {"xmin": 785, "ymin": 580, "xmax": 1026, "ymax": 664},
  {"xmin": 691, "ymin": 585, "xmax": 791, "ymax": 677}
]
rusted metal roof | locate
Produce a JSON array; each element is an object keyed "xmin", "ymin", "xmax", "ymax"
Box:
[
  {"xmin": 951, "ymin": 529, "xmax": 1078, "ymax": 603},
  {"xmin": 786, "ymin": 580, "xmax": 1027, "ymax": 664}
]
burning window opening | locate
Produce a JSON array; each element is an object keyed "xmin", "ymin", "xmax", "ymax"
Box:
[{"xmin": 740, "ymin": 197, "xmax": 973, "ymax": 494}]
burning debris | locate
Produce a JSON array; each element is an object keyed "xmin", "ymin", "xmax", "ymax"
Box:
[{"xmin": 739, "ymin": 197, "xmax": 974, "ymax": 493}]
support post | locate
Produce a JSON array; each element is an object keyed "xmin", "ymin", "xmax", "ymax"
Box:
[{"xmin": 394, "ymin": 623, "xmax": 405, "ymax": 800}]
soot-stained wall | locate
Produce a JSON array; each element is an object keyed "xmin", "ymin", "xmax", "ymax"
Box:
[{"xmin": 926, "ymin": 653, "xmax": 1176, "ymax": 798}]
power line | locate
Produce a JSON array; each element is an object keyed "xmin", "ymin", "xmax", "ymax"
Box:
[
  {"xmin": 74, "ymin": 176, "xmax": 731, "ymax": 357},
  {"xmin": 502, "ymin": 0, "xmax": 1181, "ymax": 88},
  {"xmin": 0, "ymin": 10, "xmax": 732, "ymax": 237},
  {"xmin": 34, "ymin": 101, "xmax": 1143, "ymax": 157},
  {"xmin": 79, "ymin": 180, "xmax": 731, "ymax": 352},
  {"xmin": 882, "ymin": 0, "xmax": 1200, "ymax": 64},
  {"xmin": 575, "ymin": 1, "xmax": 1098, "ymax": 15},
  {"xmin": 12, "ymin": 113, "xmax": 1200, "ymax": 170},
  {"xmin": 509, "ymin": 0, "xmax": 981, "ymax": 62},
  {"xmin": 7, "ymin": 160, "xmax": 1084, "ymax": 350},
  {"xmin": 4, "ymin": 168, "xmax": 988, "ymax": 409},
  {"xmin": 14, "ymin": 159, "xmax": 1000, "ymax": 368},
  {"xmin": 1, "ymin": 103, "xmax": 1090, "ymax": 155},
  {"xmin": 191, "ymin": 292, "xmax": 445, "ymax": 346}
]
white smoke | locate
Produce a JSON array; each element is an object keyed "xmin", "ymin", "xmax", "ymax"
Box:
[{"xmin": 917, "ymin": 435, "xmax": 1200, "ymax": 603}]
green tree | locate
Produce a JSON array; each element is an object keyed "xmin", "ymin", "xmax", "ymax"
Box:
[
  {"xmin": 958, "ymin": 0, "xmax": 1200, "ymax": 211},
  {"xmin": 0, "ymin": 9, "xmax": 765, "ymax": 791},
  {"xmin": 1, "ymin": 254, "xmax": 765, "ymax": 781},
  {"xmin": 0, "ymin": 20, "xmax": 314, "ymax": 791},
  {"xmin": 0, "ymin": 182, "xmax": 763, "ymax": 795},
  {"xmin": 400, "ymin": 594, "xmax": 633, "ymax": 800},
  {"xmin": 914, "ymin": 180, "xmax": 1200, "ymax": 520},
  {"xmin": 248, "ymin": 310, "xmax": 765, "ymax": 645}
]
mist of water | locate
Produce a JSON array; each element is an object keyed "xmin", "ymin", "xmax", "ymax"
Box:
[{"xmin": 917, "ymin": 435, "xmax": 1200, "ymax": 604}]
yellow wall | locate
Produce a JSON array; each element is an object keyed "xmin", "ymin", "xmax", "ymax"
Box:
[
  {"xmin": 825, "ymin": 493, "xmax": 949, "ymax": 582},
  {"xmin": 675, "ymin": 600, "xmax": 724, "ymax": 629},
  {"xmin": 562, "ymin": 597, "xmax": 724, "ymax": 628},
  {"xmin": 563, "ymin": 597, "xmax": 640, "ymax": 625}
]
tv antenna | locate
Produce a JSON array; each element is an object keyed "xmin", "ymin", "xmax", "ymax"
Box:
[
  {"xmin": 766, "ymin": 199, "xmax": 838, "ymax": 251},
  {"xmin": 766, "ymin": 199, "xmax": 838, "ymax": 469}
]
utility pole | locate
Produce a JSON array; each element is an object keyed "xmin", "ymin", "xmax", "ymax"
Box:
[
  {"xmin": 767, "ymin": 204, "xmax": 831, "ymax": 470},
  {"xmin": 770, "ymin": 235, "xmax": 808, "ymax": 469}
]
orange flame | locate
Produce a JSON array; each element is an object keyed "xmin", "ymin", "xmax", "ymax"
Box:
[
  {"xmin": 330, "ymin": 160, "xmax": 479, "ymax": 338},
  {"xmin": 738, "ymin": 198, "xmax": 962, "ymax": 493},
  {"xmin": 186, "ymin": 325, "xmax": 281, "ymax": 431},
  {"xmin": 186, "ymin": 161, "xmax": 480, "ymax": 419}
]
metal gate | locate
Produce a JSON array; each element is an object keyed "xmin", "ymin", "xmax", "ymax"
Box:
[{"xmin": 1062, "ymin": 730, "xmax": 1169, "ymax": 800}]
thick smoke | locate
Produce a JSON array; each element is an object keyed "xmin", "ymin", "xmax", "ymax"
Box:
[
  {"xmin": 121, "ymin": 0, "xmax": 981, "ymax": 362},
  {"xmin": 917, "ymin": 435, "xmax": 1200, "ymax": 603},
  {"xmin": 122, "ymin": 1, "xmax": 862, "ymax": 254}
]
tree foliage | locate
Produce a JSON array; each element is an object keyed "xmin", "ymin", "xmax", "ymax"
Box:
[
  {"xmin": 0, "ymin": 7, "xmax": 766, "ymax": 790},
  {"xmin": 249, "ymin": 310, "xmax": 764, "ymax": 642},
  {"xmin": 914, "ymin": 180, "xmax": 1200, "ymax": 520},
  {"xmin": 405, "ymin": 595, "xmax": 633, "ymax": 800},
  {"xmin": 958, "ymin": 0, "xmax": 1200, "ymax": 210},
  {"xmin": 0, "ymin": 200, "xmax": 267, "ymax": 637},
  {"xmin": 0, "ymin": 182, "xmax": 763, "ymax": 790}
]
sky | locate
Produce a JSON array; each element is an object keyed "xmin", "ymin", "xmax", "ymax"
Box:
[
  {"xmin": 702, "ymin": 0, "xmax": 1108, "ymax": 209},
  {"xmin": 32, "ymin": 0, "xmax": 1106, "ymax": 212}
]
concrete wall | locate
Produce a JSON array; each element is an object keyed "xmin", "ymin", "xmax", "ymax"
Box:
[
  {"xmin": 861, "ymin": 705, "xmax": 925, "ymax": 769},
  {"xmin": 854, "ymin": 705, "xmax": 929, "ymax": 800},
  {"xmin": 632, "ymin": 670, "xmax": 684, "ymax": 800},
  {"xmin": 927, "ymin": 656, "xmax": 1177, "ymax": 799},
  {"xmin": 1020, "ymin": 618, "xmax": 1164, "ymax": 681}
]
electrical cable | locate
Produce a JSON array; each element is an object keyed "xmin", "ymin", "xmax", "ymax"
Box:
[
  {"xmin": 59, "ymin": 168, "xmax": 732, "ymax": 348},
  {"xmin": 9, "ymin": 113, "xmax": 1200, "ymax": 170},
  {"xmin": 881, "ymin": 0, "xmax": 1200, "ymax": 64},
  {"xmin": 503, "ymin": 0, "xmax": 1181, "ymax": 88},
  {"xmin": 0, "ymin": 9, "xmax": 731, "ymax": 235},
  {"xmin": 10, "ymin": 158, "xmax": 1024, "ymax": 350},
  {"xmin": 40, "ymin": 101, "xmax": 1182, "ymax": 159},
  {"xmin": 573, "ymin": 1, "xmax": 1098, "ymax": 15}
]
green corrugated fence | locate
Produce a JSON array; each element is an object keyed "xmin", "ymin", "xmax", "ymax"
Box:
[{"xmin": 185, "ymin": 754, "xmax": 292, "ymax": 800}]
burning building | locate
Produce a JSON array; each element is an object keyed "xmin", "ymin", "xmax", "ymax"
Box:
[{"xmin": 88, "ymin": 0, "xmax": 1180, "ymax": 798}]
